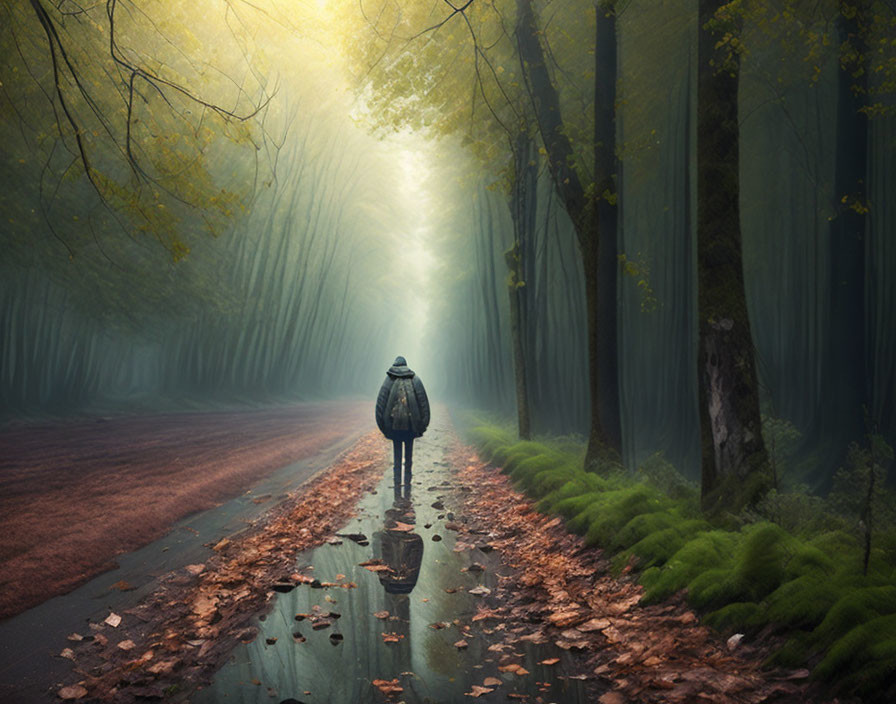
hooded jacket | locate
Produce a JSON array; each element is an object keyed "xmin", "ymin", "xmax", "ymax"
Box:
[{"xmin": 375, "ymin": 357, "xmax": 431, "ymax": 439}]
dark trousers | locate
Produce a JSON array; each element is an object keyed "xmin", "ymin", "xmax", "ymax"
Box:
[{"xmin": 392, "ymin": 436, "xmax": 414, "ymax": 486}]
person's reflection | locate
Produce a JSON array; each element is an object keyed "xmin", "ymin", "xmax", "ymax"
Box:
[
  {"xmin": 373, "ymin": 485, "xmax": 424, "ymax": 694},
  {"xmin": 375, "ymin": 483, "xmax": 424, "ymax": 594}
]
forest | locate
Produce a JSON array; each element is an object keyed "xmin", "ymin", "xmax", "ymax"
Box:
[{"xmin": 1, "ymin": 0, "xmax": 896, "ymax": 702}]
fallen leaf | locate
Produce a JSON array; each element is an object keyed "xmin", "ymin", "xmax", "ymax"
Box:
[
  {"xmin": 468, "ymin": 585, "xmax": 491, "ymax": 596},
  {"xmin": 104, "ymin": 612, "xmax": 122, "ymax": 628},
  {"xmin": 66, "ymin": 633, "xmax": 83, "ymax": 642},
  {"xmin": 59, "ymin": 648, "xmax": 76, "ymax": 661},
  {"xmin": 185, "ymin": 564, "xmax": 205, "ymax": 576},
  {"xmin": 109, "ymin": 580, "xmax": 135, "ymax": 592},
  {"xmin": 373, "ymin": 610, "xmax": 390, "ymax": 619},
  {"xmin": 548, "ymin": 610, "xmax": 587, "ymax": 628},
  {"xmin": 599, "ymin": 693, "xmax": 625, "ymax": 704},
  {"xmin": 359, "ymin": 559, "xmax": 393, "ymax": 573},
  {"xmin": 577, "ymin": 618, "xmax": 611, "ymax": 632},
  {"xmin": 117, "ymin": 640, "xmax": 135, "ymax": 651},
  {"xmin": 382, "ymin": 633, "xmax": 402, "ymax": 643},
  {"xmin": 212, "ymin": 538, "xmax": 230, "ymax": 552},
  {"xmin": 58, "ymin": 685, "xmax": 88, "ymax": 700},
  {"xmin": 483, "ymin": 677, "xmax": 502, "ymax": 687},
  {"xmin": 498, "ymin": 663, "xmax": 530, "ymax": 676},
  {"xmin": 466, "ymin": 685, "xmax": 494, "ymax": 697},
  {"xmin": 454, "ymin": 639, "xmax": 469, "ymax": 649},
  {"xmin": 392, "ymin": 521, "xmax": 415, "ymax": 532},
  {"xmin": 538, "ymin": 658, "xmax": 560, "ymax": 666},
  {"xmin": 372, "ymin": 678, "xmax": 403, "ymax": 695}
]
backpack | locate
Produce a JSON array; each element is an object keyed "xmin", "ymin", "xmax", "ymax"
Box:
[{"xmin": 387, "ymin": 377, "xmax": 415, "ymax": 432}]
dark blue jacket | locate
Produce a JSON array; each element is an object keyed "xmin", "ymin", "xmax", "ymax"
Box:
[{"xmin": 375, "ymin": 359, "xmax": 430, "ymax": 439}]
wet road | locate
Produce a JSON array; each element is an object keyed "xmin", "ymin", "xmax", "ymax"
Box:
[
  {"xmin": 0, "ymin": 420, "xmax": 366, "ymax": 703},
  {"xmin": 193, "ymin": 420, "xmax": 586, "ymax": 704},
  {"xmin": 0, "ymin": 401, "xmax": 369, "ymax": 620}
]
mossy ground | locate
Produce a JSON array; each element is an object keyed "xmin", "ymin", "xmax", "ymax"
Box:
[{"xmin": 461, "ymin": 416, "xmax": 896, "ymax": 701}]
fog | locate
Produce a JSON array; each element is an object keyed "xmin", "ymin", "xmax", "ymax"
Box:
[{"xmin": 2, "ymin": 0, "xmax": 895, "ymax": 491}]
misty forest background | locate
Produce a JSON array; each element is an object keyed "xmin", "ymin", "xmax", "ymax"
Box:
[
  {"xmin": 4, "ymin": 0, "xmax": 895, "ymax": 493},
  {"xmin": 4, "ymin": 0, "xmax": 896, "ymax": 696}
]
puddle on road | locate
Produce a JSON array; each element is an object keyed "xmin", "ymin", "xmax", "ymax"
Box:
[{"xmin": 193, "ymin": 428, "xmax": 586, "ymax": 704}]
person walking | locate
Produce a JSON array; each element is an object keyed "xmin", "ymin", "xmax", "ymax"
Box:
[{"xmin": 375, "ymin": 356, "xmax": 430, "ymax": 488}]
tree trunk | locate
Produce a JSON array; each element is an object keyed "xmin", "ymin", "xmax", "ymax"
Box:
[
  {"xmin": 594, "ymin": 2, "xmax": 621, "ymax": 452},
  {"xmin": 515, "ymin": 0, "xmax": 619, "ymax": 464},
  {"xmin": 697, "ymin": 0, "xmax": 768, "ymax": 512},
  {"xmin": 816, "ymin": 0, "xmax": 870, "ymax": 482},
  {"xmin": 506, "ymin": 240, "xmax": 532, "ymax": 440}
]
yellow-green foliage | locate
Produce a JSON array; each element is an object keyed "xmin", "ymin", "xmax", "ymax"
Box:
[{"xmin": 462, "ymin": 421, "xmax": 896, "ymax": 698}]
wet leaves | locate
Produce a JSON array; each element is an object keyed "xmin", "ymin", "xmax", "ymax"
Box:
[
  {"xmin": 358, "ymin": 559, "xmax": 392, "ymax": 573},
  {"xmin": 498, "ymin": 663, "xmax": 530, "ymax": 676},
  {"xmin": 465, "ymin": 685, "xmax": 494, "ymax": 697},
  {"xmin": 468, "ymin": 585, "xmax": 491, "ymax": 596},
  {"xmin": 52, "ymin": 433, "xmax": 389, "ymax": 703},
  {"xmin": 373, "ymin": 610, "xmax": 390, "ymax": 619},
  {"xmin": 448, "ymin": 441, "xmax": 819, "ymax": 704},
  {"xmin": 58, "ymin": 684, "xmax": 88, "ymax": 699},
  {"xmin": 372, "ymin": 678, "xmax": 403, "ymax": 696},
  {"xmin": 109, "ymin": 580, "xmax": 136, "ymax": 592},
  {"xmin": 453, "ymin": 639, "xmax": 469, "ymax": 649}
]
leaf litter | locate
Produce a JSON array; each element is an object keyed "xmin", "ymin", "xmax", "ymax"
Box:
[
  {"xmin": 52, "ymin": 432, "xmax": 388, "ymax": 703},
  {"xmin": 445, "ymin": 440, "xmax": 835, "ymax": 704}
]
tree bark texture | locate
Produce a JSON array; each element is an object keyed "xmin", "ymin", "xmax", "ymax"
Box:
[{"xmin": 697, "ymin": 0, "xmax": 768, "ymax": 512}]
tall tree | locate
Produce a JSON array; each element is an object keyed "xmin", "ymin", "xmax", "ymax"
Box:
[
  {"xmin": 815, "ymin": 0, "xmax": 871, "ymax": 475},
  {"xmin": 514, "ymin": 0, "xmax": 621, "ymax": 465},
  {"xmin": 696, "ymin": 0, "xmax": 768, "ymax": 512},
  {"xmin": 505, "ymin": 131, "xmax": 539, "ymax": 440}
]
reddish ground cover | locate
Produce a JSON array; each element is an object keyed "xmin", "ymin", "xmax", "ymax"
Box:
[
  {"xmin": 0, "ymin": 401, "xmax": 369, "ymax": 619},
  {"xmin": 53, "ymin": 431, "xmax": 387, "ymax": 702}
]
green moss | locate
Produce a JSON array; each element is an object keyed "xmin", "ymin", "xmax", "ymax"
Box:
[
  {"xmin": 462, "ymin": 417, "xmax": 896, "ymax": 695},
  {"xmin": 785, "ymin": 543, "xmax": 836, "ymax": 579},
  {"xmin": 641, "ymin": 530, "xmax": 739, "ymax": 603},
  {"xmin": 583, "ymin": 486, "xmax": 667, "ymax": 547},
  {"xmin": 623, "ymin": 519, "xmax": 712, "ymax": 569},
  {"xmin": 613, "ymin": 510, "xmax": 679, "ymax": 549},
  {"xmin": 731, "ymin": 522, "xmax": 796, "ymax": 601},
  {"xmin": 704, "ymin": 602, "xmax": 763, "ymax": 632},
  {"xmin": 530, "ymin": 462, "xmax": 582, "ymax": 497},
  {"xmin": 766, "ymin": 632, "xmax": 814, "ymax": 668},
  {"xmin": 813, "ymin": 586, "xmax": 896, "ymax": 648},
  {"xmin": 765, "ymin": 575, "xmax": 846, "ymax": 631},
  {"xmin": 815, "ymin": 613, "xmax": 896, "ymax": 697}
]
